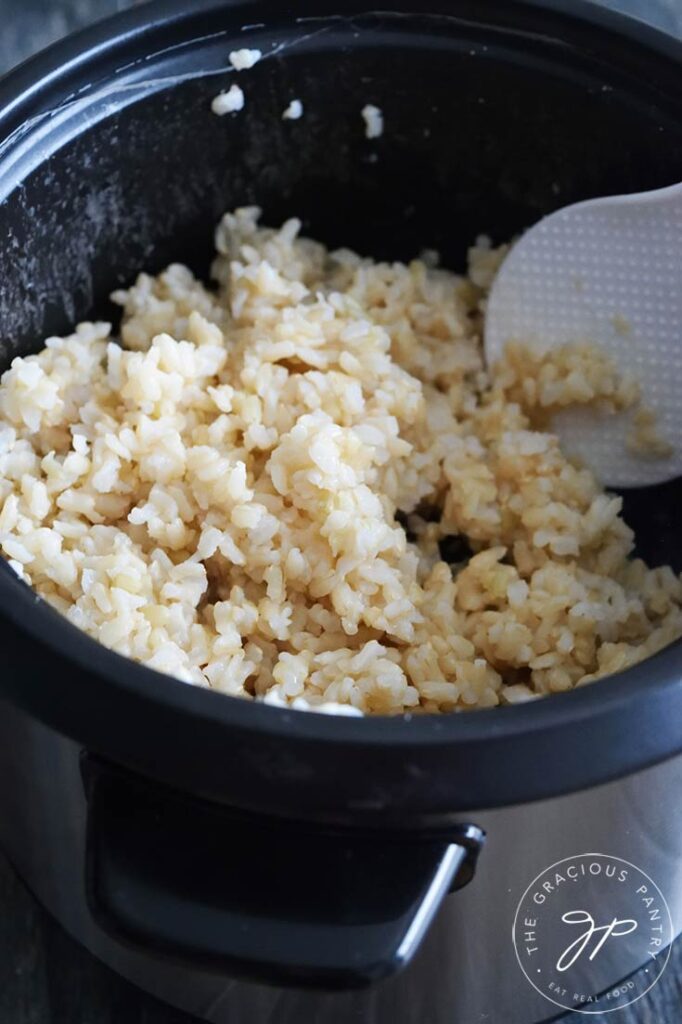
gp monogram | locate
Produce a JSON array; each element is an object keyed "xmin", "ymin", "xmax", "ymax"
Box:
[
  {"xmin": 555, "ymin": 910, "xmax": 638, "ymax": 973},
  {"xmin": 512, "ymin": 854, "xmax": 674, "ymax": 1015}
]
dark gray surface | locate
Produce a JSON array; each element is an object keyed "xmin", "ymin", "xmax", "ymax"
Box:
[
  {"xmin": 598, "ymin": 0, "xmax": 682, "ymax": 32},
  {"xmin": 0, "ymin": 1, "xmax": 680, "ymax": 1022}
]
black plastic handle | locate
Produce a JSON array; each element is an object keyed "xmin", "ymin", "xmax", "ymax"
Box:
[{"xmin": 83, "ymin": 756, "xmax": 483, "ymax": 990}]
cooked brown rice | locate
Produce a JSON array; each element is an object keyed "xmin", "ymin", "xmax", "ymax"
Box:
[{"xmin": 0, "ymin": 208, "xmax": 679, "ymax": 715}]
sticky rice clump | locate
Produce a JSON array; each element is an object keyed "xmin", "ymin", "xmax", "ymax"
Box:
[{"xmin": 0, "ymin": 208, "xmax": 679, "ymax": 715}]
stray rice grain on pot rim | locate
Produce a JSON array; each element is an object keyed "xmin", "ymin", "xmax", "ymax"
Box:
[{"xmin": 0, "ymin": 207, "xmax": 679, "ymax": 716}]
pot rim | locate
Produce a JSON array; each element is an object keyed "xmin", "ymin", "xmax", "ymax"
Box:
[
  {"xmin": 0, "ymin": 0, "xmax": 680, "ymax": 818},
  {"xmin": 1, "ymin": 0, "xmax": 681, "ymax": 134}
]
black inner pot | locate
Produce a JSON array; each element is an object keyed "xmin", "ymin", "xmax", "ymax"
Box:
[{"xmin": 0, "ymin": 0, "xmax": 680, "ymax": 828}]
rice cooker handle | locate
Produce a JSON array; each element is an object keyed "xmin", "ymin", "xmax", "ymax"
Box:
[{"xmin": 82, "ymin": 755, "xmax": 484, "ymax": 990}]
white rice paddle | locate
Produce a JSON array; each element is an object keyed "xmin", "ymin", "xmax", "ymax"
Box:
[{"xmin": 484, "ymin": 182, "xmax": 682, "ymax": 488}]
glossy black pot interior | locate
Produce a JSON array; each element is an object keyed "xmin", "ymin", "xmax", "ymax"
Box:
[{"xmin": 0, "ymin": 0, "xmax": 681, "ymax": 827}]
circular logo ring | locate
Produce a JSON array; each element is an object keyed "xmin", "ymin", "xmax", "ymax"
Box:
[{"xmin": 512, "ymin": 853, "xmax": 674, "ymax": 1015}]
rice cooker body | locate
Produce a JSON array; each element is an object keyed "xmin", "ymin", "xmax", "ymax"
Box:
[
  {"xmin": 0, "ymin": 0, "xmax": 681, "ymax": 1019},
  {"xmin": 1, "ymin": 702, "xmax": 681, "ymax": 1024}
]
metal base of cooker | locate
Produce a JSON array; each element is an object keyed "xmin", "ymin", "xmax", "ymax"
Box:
[{"xmin": 0, "ymin": 698, "xmax": 679, "ymax": 1024}]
